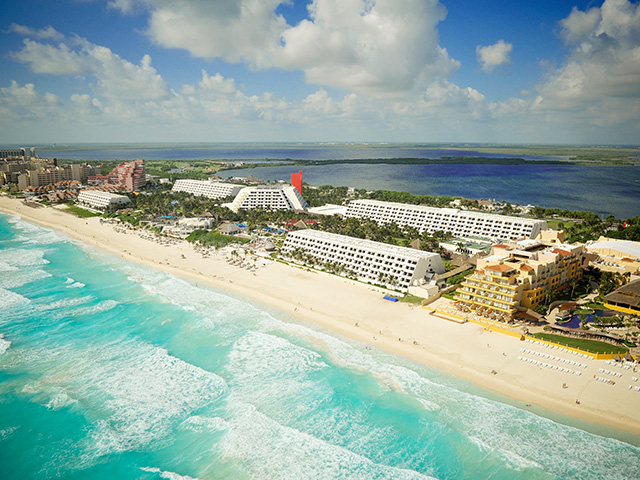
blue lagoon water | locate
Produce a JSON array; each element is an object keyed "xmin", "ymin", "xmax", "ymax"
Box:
[
  {"xmin": 1, "ymin": 213, "xmax": 639, "ymax": 479},
  {"xmin": 220, "ymin": 163, "xmax": 640, "ymax": 219},
  {"xmin": 34, "ymin": 143, "xmax": 640, "ymax": 217},
  {"xmin": 38, "ymin": 143, "xmax": 567, "ymax": 162}
]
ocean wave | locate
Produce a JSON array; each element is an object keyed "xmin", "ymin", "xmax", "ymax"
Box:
[
  {"xmin": 218, "ymin": 400, "xmax": 435, "ymax": 480},
  {"xmin": 0, "ymin": 426, "xmax": 18, "ymax": 442},
  {"xmin": 0, "ymin": 334, "xmax": 11, "ymax": 355},
  {"xmin": 46, "ymin": 392, "xmax": 78, "ymax": 410},
  {"xmin": 0, "ymin": 288, "xmax": 30, "ymax": 310},
  {"xmin": 0, "ymin": 261, "xmax": 18, "ymax": 272},
  {"xmin": 0, "ymin": 248, "xmax": 50, "ymax": 268},
  {"xmin": 70, "ymin": 300, "xmax": 119, "ymax": 317},
  {"xmin": 3, "ymin": 338, "xmax": 229, "ymax": 465},
  {"xmin": 178, "ymin": 415, "xmax": 229, "ymax": 433},
  {"xmin": 0, "ymin": 268, "xmax": 52, "ymax": 289},
  {"xmin": 140, "ymin": 466, "xmax": 199, "ymax": 480},
  {"xmin": 66, "ymin": 281, "xmax": 85, "ymax": 289},
  {"xmin": 7, "ymin": 218, "xmax": 64, "ymax": 245}
]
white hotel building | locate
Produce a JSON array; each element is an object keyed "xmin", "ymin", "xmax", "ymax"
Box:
[
  {"xmin": 345, "ymin": 200, "xmax": 547, "ymax": 240},
  {"xmin": 223, "ymin": 185, "xmax": 308, "ymax": 213},
  {"xmin": 282, "ymin": 230, "xmax": 445, "ymax": 291},
  {"xmin": 77, "ymin": 190, "xmax": 130, "ymax": 210},
  {"xmin": 171, "ymin": 179, "xmax": 244, "ymax": 199}
]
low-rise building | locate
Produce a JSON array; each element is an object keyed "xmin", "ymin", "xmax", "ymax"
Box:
[
  {"xmin": 307, "ymin": 204, "xmax": 348, "ymax": 216},
  {"xmin": 224, "ymin": 185, "xmax": 308, "ymax": 213},
  {"xmin": 164, "ymin": 217, "xmax": 216, "ymax": 238},
  {"xmin": 171, "ymin": 179, "xmax": 243, "ymax": 199},
  {"xmin": 604, "ymin": 279, "xmax": 640, "ymax": 315},
  {"xmin": 281, "ymin": 229, "xmax": 445, "ymax": 291},
  {"xmin": 77, "ymin": 190, "xmax": 130, "ymax": 210},
  {"xmin": 345, "ymin": 199, "xmax": 547, "ymax": 240},
  {"xmin": 586, "ymin": 237, "xmax": 640, "ymax": 274},
  {"xmin": 455, "ymin": 231, "xmax": 584, "ymax": 320}
]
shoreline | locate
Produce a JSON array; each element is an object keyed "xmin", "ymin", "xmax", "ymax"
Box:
[{"xmin": 1, "ymin": 196, "xmax": 639, "ymax": 439}]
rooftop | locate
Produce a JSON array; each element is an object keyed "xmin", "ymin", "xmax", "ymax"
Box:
[{"xmin": 286, "ymin": 229, "xmax": 441, "ymax": 259}]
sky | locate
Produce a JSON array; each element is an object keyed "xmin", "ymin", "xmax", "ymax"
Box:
[{"xmin": 1, "ymin": 0, "xmax": 639, "ymax": 145}]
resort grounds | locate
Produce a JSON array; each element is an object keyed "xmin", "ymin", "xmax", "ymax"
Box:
[{"xmin": 1, "ymin": 194, "xmax": 639, "ymax": 435}]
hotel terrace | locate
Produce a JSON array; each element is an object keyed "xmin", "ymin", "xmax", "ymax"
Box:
[
  {"xmin": 454, "ymin": 231, "xmax": 585, "ymax": 321},
  {"xmin": 223, "ymin": 185, "xmax": 308, "ymax": 213},
  {"xmin": 171, "ymin": 179, "xmax": 244, "ymax": 200},
  {"xmin": 281, "ymin": 229, "xmax": 445, "ymax": 291},
  {"xmin": 345, "ymin": 199, "xmax": 547, "ymax": 240},
  {"xmin": 77, "ymin": 190, "xmax": 131, "ymax": 210}
]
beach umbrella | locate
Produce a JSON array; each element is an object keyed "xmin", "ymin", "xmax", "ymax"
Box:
[
  {"xmin": 625, "ymin": 352, "xmax": 634, "ymax": 362},
  {"xmin": 613, "ymin": 354, "xmax": 622, "ymax": 362}
]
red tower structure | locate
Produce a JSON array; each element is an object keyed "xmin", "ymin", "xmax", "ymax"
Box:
[{"xmin": 291, "ymin": 170, "xmax": 302, "ymax": 194}]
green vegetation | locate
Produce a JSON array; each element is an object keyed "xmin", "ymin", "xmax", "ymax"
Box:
[
  {"xmin": 546, "ymin": 219, "xmax": 577, "ymax": 230},
  {"xmin": 399, "ymin": 294, "xmax": 425, "ymax": 304},
  {"xmin": 532, "ymin": 332, "xmax": 628, "ymax": 354},
  {"xmin": 186, "ymin": 229, "xmax": 249, "ymax": 249},
  {"xmin": 441, "ymin": 290, "xmax": 457, "ymax": 300},
  {"xmin": 446, "ymin": 267, "xmax": 475, "ymax": 285},
  {"xmin": 583, "ymin": 301, "xmax": 607, "ymax": 310},
  {"xmin": 302, "ymin": 184, "xmax": 350, "ymax": 208},
  {"xmin": 63, "ymin": 205, "xmax": 101, "ymax": 218}
]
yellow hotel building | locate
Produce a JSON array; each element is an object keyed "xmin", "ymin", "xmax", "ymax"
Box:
[{"xmin": 455, "ymin": 231, "xmax": 584, "ymax": 319}]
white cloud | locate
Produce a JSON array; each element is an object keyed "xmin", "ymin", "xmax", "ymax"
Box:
[
  {"xmin": 196, "ymin": 71, "xmax": 237, "ymax": 97},
  {"xmin": 0, "ymin": 81, "xmax": 60, "ymax": 121},
  {"xmin": 8, "ymin": 23, "xmax": 64, "ymax": 41},
  {"xmin": 560, "ymin": 6, "xmax": 601, "ymax": 43},
  {"xmin": 277, "ymin": 0, "xmax": 457, "ymax": 97},
  {"xmin": 4, "ymin": 1, "xmax": 640, "ymax": 144},
  {"xmin": 535, "ymin": 0, "xmax": 640, "ymax": 110},
  {"xmin": 476, "ymin": 40, "xmax": 513, "ymax": 73},
  {"xmin": 110, "ymin": 0, "xmax": 458, "ymax": 98},
  {"xmin": 11, "ymin": 39, "xmax": 89, "ymax": 75},
  {"xmin": 11, "ymin": 36, "xmax": 168, "ymax": 101}
]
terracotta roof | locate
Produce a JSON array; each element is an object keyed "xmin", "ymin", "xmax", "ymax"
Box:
[
  {"xmin": 552, "ymin": 248, "xmax": 571, "ymax": 257},
  {"xmin": 493, "ymin": 244, "xmax": 508, "ymax": 248},
  {"xmin": 520, "ymin": 264, "xmax": 534, "ymax": 272},
  {"xmin": 485, "ymin": 263, "xmax": 514, "ymax": 272}
]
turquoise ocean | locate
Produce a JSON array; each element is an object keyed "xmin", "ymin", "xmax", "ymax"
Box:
[{"xmin": 1, "ymin": 212, "xmax": 640, "ymax": 480}]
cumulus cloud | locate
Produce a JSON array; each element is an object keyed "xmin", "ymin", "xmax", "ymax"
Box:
[
  {"xmin": 536, "ymin": 0, "xmax": 640, "ymax": 109},
  {"xmin": 476, "ymin": 40, "xmax": 513, "ymax": 73},
  {"xmin": 0, "ymin": 81, "xmax": 60, "ymax": 121},
  {"xmin": 11, "ymin": 39, "xmax": 90, "ymax": 75},
  {"xmin": 8, "ymin": 23, "xmax": 64, "ymax": 41},
  {"xmin": 110, "ymin": 0, "xmax": 458, "ymax": 97},
  {"xmin": 11, "ymin": 36, "xmax": 168, "ymax": 100}
]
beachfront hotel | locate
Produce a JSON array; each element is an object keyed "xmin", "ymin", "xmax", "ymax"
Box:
[
  {"xmin": 345, "ymin": 199, "xmax": 547, "ymax": 240},
  {"xmin": 281, "ymin": 229, "xmax": 445, "ymax": 291},
  {"xmin": 454, "ymin": 231, "xmax": 584, "ymax": 320},
  {"xmin": 223, "ymin": 185, "xmax": 308, "ymax": 213},
  {"xmin": 77, "ymin": 190, "xmax": 130, "ymax": 210},
  {"xmin": 171, "ymin": 179, "xmax": 244, "ymax": 200}
]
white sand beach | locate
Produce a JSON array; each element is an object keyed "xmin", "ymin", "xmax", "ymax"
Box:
[{"xmin": 2, "ymin": 195, "xmax": 639, "ymax": 435}]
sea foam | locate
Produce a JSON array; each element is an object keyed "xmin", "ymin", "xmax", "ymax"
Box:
[{"xmin": 0, "ymin": 334, "xmax": 11, "ymax": 355}]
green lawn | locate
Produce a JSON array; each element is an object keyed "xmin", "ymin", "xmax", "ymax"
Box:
[
  {"xmin": 532, "ymin": 333, "xmax": 628, "ymax": 355},
  {"xmin": 584, "ymin": 302, "xmax": 607, "ymax": 310},
  {"xmin": 64, "ymin": 205, "xmax": 101, "ymax": 218},
  {"xmin": 546, "ymin": 220, "xmax": 577, "ymax": 229},
  {"xmin": 399, "ymin": 294, "xmax": 424, "ymax": 304}
]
